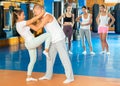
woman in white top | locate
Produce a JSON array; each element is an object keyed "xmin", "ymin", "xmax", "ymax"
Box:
[
  {"xmin": 96, "ymin": 5, "xmax": 115, "ymax": 54},
  {"xmin": 15, "ymin": 9, "xmax": 51, "ymax": 81},
  {"xmin": 76, "ymin": 6, "xmax": 95, "ymax": 55}
]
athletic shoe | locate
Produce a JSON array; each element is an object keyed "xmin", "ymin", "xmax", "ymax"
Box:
[
  {"xmin": 100, "ymin": 51, "xmax": 106, "ymax": 54},
  {"xmin": 43, "ymin": 50, "xmax": 51, "ymax": 60},
  {"xmin": 26, "ymin": 77, "xmax": 37, "ymax": 82},
  {"xmin": 63, "ymin": 78, "xmax": 74, "ymax": 84},
  {"xmin": 90, "ymin": 51, "xmax": 95, "ymax": 55},
  {"xmin": 39, "ymin": 76, "xmax": 51, "ymax": 80},
  {"xmin": 82, "ymin": 51, "xmax": 87, "ymax": 55},
  {"xmin": 106, "ymin": 52, "xmax": 110, "ymax": 55},
  {"xmin": 69, "ymin": 51, "xmax": 73, "ymax": 54}
]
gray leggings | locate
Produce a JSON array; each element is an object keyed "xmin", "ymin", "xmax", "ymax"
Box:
[
  {"xmin": 25, "ymin": 33, "xmax": 51, "ymax": 76},
  {"xmin": 80, "ymin": 29, "xmax": 92, "ymax": 48}
]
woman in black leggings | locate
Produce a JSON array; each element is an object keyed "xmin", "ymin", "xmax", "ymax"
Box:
[{"xmin": 58, "ymin": 4, "xmax": 74, "ymax": 54}]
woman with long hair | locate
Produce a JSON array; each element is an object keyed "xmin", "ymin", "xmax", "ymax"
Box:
[
  {"xmin": 96, "ymin": 5, "xmax": 115, "ymax": 54},
  {"xmin": 76, "ymin": 6, "xmax": 95, "ymax": 55},
  {"xmin": 58, "ymin": 4, "xmax": 74, "ymax": 54},
  {"xmin": 14, "ymin": 9, "xmax": 51, "ymax": 81}
]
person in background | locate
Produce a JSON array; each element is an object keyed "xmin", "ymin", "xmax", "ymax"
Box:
[
  {"xmin": 58, "ymin": 4, "xmax": 74, "ymax": 54},
  {"xmin": 96, "ymin": 4, "xmax": 115, "ymax": 54},
  {"xmin": 76, "ymin": 6, "xmax": 95, "ymax": 55}
]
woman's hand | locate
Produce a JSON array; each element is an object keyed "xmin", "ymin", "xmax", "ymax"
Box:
[
  {"xmin": 106, "ymin": 24, "xmax": 111, "ymax": 28},
  {"xmin": 80, "ymin": 22, "xmax": 85, "ymax": 26}
]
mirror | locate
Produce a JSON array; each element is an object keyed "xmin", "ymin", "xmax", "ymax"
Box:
[{"xmin": 0, "ymin": 0, "xmax": 44, "ymax": 40}]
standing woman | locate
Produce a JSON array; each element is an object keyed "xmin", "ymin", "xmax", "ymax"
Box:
[
  {"xmin": 76, "ymin": 6, "xmax": 95, "ymax": 55},
  {"xmin": 58, "ymin": 4, "xmax": 74, "ymax": 54},
  {"xmin": 96, "ymin": 5, "xmax": 115, "ymax": 54}
]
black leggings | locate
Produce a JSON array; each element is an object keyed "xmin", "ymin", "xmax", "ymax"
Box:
[{"xmin": 63, "ymin": 25, "xmax": 73, "ymax": 50}]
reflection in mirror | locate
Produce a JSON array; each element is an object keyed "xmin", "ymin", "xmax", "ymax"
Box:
[
  {"xmin": 0, "ymin": 1, "xmax": 21, "ymax": 39},
  {"xmin": 0, "ymin": 1, "xmax": 35, "ymax": 39}
]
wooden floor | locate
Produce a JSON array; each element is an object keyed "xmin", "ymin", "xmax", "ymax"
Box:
[
  {"xmin": 1, "ymin": 33, "xmax": 120, "ymax": 86},
  {"xmin": 0, "ymin": 70, "xmax": 120, "ymax": 86}
]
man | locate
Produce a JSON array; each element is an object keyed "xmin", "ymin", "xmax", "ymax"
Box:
[{"xmin": 32, "ymin": 4, "xmax": 74, "ymax": 84}]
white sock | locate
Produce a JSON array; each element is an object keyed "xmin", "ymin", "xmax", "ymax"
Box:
[
  {"xmin": 43, "ymin": 50, "xmax": 51, "ymax": 60},
  {"xmin": 63, "ymin": 78, "xmax": 74, "ymax": 84},
  {"xmin": 26, "ymin": 77, "xmax": 38, "ymax": 82},
  {"xmin": 39, "ymin": 76, "xmax": 51, "ymax": 80}
]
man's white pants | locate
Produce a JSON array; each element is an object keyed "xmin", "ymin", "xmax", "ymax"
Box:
[{"xmin": 44, "ymin": 39, "xmax": 74, "ymax": 79}]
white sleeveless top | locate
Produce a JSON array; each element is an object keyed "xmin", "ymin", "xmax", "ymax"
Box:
[
  {"xmin": 80, "ymin": 13, "xmax": 91, "ymax": 29},
  {"xmin": 16, "ymin": 21, "xmax": 34, "ymax": 42},
  {"xmin": 44, "ymin": 12, "xmax": 65, "ymax": 43},
  {"xmin": 99, "ymin": 14, "xmax": 109, "ymax": 27}
]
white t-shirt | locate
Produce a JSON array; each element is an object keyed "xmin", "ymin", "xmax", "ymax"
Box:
[
  {"xmin": 80, "ymin": 14, "xmax": 91, "ymax": 29},
  {"xmin": 16, "ymin": 21, "xmax": 34, "ymax": 42},
  {"xmin": 44, "ymin": 12, "xmax": 65, "ymax": 43}
]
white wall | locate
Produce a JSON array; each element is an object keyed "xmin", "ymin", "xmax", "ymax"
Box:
[{"xmin": 105, "ymin": 0, "xmax": 120, "ymax": 3}]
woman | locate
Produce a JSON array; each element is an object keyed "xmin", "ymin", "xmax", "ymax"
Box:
[
  {"xmin": 14, "ymin": 9, "xmax": 51, "ymax": 81},
  {"xmin": 58, "ymin": 4, "xmax": 74, "ymax": 54},
  {"xmin": 96, "ymin": 5, "xmax": 115, "ymax": 54},
  {"xmin": 76, "ymin": 6, "xmax": 95, "ymax": 55}
]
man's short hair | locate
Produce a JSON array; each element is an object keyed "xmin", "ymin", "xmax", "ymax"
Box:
[{"xmin": 33, "ymin": 4, "xmax": 44, "ymax": 9}]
